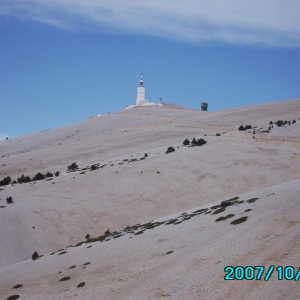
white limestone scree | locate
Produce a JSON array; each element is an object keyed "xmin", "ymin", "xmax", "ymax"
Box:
[{"xmin": 126, "ymin": 73, "xmax": 164, "ymax": 109}]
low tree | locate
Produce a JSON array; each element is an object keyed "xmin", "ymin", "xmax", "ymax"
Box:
[
  {"xmin": 191, "ymin": 137, "xmax": 198, "ymax": 145},
  {"xmin": 33, "ymin": 172, "xmax": 45, "ymax": 181},
  {"xmin": 0, "ymin": 176, "xmax": 12, "ymax": 186},
  {"xmin": 197, "ymin": 138, "xmax": 207, "ymax": 146},
  {"xmin": 32, "ymin": 251, "xmax": 39, "ymax": 260},
  {"xmin": 67, "ymin": 162, "xmax": 78, "ymax": 170},
  {"xmin": 166, "ymin": 146, "xmax": 175, "ymax": 154},
  {"xmin": 55, "ymin": 171, "xmax": 60, "ymax": 177},
  {"xmin": 6, "ymin": 196, "xmax": 13, "ymax": 204},
  {"xmin": 45, "ymin": 172, "xmax": 53, "ymax": 178},
  {"xmin": 18, "ymin": 174, "xmax": 31, "ymax": 183},
  {"xmin": 183, "ymin": 138, "xmax": 190, "ymax": 145}
]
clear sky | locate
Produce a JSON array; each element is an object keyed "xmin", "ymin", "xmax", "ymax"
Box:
[{"xmin": 1, "ymin": 0, "xmax": 300, "ymax": 139}]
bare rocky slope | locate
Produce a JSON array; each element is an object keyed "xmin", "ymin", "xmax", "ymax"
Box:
[{"xmin": 0, "ymin": 98, "xmax": 300, "ymax": 299}]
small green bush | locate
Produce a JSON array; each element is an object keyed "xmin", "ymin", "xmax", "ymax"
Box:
[
  {"xmin": 0, "ymin": 176, "xmax": 12, "ymax": 186},
  {"xmin": 166, "ymin": 146, "xmax": 175, "ymax": 154},
  {"xmin": 90, "ymin": 164, "xmax": 97, "ymax": 170},
  {"xmin": 17, "ymin": 174, "xmax": 31, "ymax": 183},
  {"xmin": 191, "ymin": 137, "xmax": 198, "ymax": 145},
  {"xmin": 33, "ymin": 172, "xmax": 45, "ymax": 181},
  {"xmin": 183, "ymin": 138, "xmax": 190, "ymax": 145},
  {"xmin": 68, "ymin": 162, "xmax": 78, "ymax": 170},
  {"xmin": 45, "ymin": 172, "xmax": 53, "ymax": 178},
  {"xmin": 216, "ymin": 133, "xmax": 221, "ymax": 136},
  {"xmin": 32, "ymin": 251, "xmax": 39, "ymax": 260},
  {"xmin": 197, "ymin": 138, "xmax": 207, "ymax": 146},
  {"xmin": 239, "ymin": 125, "xmax": 252, "ymax": 131},
  {"xmin": 55, "ymin": 171, "xmax": 60, "ymax": 177},
  {"xmin": 6, "ymin": 196, "xmax": 13, "ymax": 204}
]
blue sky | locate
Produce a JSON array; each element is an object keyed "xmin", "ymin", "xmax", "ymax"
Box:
[{"xmin": 1, "ymin": 0, "xmax": 300, "ymax": 139}]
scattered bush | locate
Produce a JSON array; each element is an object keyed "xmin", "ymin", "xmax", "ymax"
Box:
[
  {"xmin": 197, "ymin": 138, "xmax": 207, "ymax": 146},
  {"xmin": 17, "ymin": 174, "xmax": 31, "ymax": 183},
  {"xmin": 55, "ymin": 171, "xmax": 60, "ymax": 177},
  {"xmin": 191, "ymin": 137, "xmax": 198, "ymax": 145},
  {"xmin": 166, "ymin": 146, "xmax": 175, "ymax": 154},
  {"xmin": 239, "ymin": 125, "xmax": 252, "ymax": 131},
  {"xmin": 67, "ymin": 162, "xmax": 78, "ymax": 170},
  {"xmin": 33, "ymin": 172, "xmax": 45, "ymax": 181},
  {"xmin": 105, "ymin": 228, "xmax": 110, "ymax": 235},
  {"xmin": 6, "ymin": 196, "xmax": 13, "ymax": 204},
  {"xmin": 0, "ymin": 176, "xmax": 12, "ymax": 186},
  {"xmin": 269, "ymin": 121, "xmax": 273, "ymax": 124},
  {"xmin": 45, "ymin": 172, "xmax": 53, "ymax": 178},
  {"xmin": 32, "ymin": 251, "xmax": 39, "ymax": 260},
  {"xmin": 183, "ymin": 138, "xmax": 190, "ymax": 145},
  {"xmin": 216, "ymin": 133, "xmax": 221, "ymax": 136},
  {"xmin": 90, "ymin": 164, "xmax": 97, "ymax": 170},
  {"xmin": 276, "ymin": 120, "xmax": 284, "ymax": 127},
  {"xmin": 85, "ymin": 234, "xmax": 90, "ymax": 239},
  {"xmin": 292, "ymin": 119, "xmax": 296, "ymax": 124}
]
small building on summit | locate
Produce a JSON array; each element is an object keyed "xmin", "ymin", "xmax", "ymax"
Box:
[
  {"xmin": 201, "ymin": 102, "xmax": 208, "ymax": 111},
  {"xmin": 126, "ymin": 73, "xmax": 164, "ymax": 109}
]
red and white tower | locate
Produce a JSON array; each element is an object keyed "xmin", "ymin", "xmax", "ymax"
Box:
[{"xmin": 136, "ymin": 72, "xmax": 147, "ymax": 106}]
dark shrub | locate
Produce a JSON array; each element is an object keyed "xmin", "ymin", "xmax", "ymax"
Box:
[
  {"xmin": 45, "ymin": 172, "xmax": 53, "ymax": 178},
  {"xmin": 216, "ymin": 133, "xmax": 220, "ymax": 136},
  {"xmin": 276, "ymin": 120, "xmax": 283, "ymax": 127},
  {"xmin": 33, "ymin": 172, "xmax": 45, "ymax": 181},
  {"xmin": 32, "ymin": 251, "xmax": 39, "ymax": 260},
  {"xmin": 239, "ymin": 125, "xmax": 252, "ymax": 131},
  {"xmin": 269, "ymin": 121, "xmax": 273, "ymax": 124},
  {"xmin": 105, "ymin": 228, "xmax": 110, "ymax": 235},
  {"xmin": 292, "ymin": 119, "xmax": 296, "ymax": 124},
  {"xmin": 55, "ymin": 171, "xmax": 60, "ymax": 177},
  {"xmin": 6, "ymin": 196, "xmax": 13, "ymax": 204},
  {"xmin": 144, "ymin": 153, "xmax": 148, "ymax": 157},
  {"xmin": 18, "ymin": 175, "xmax": 31, "ymax": 183},
  {"xmin": 183, "ymin": 138, "xmax": 190, "ymax": 145},
  {"xmin": 197, "ymin": 138, "xmax": 207, "ymax": 146},
  {"xmin": 166, "ymin": 146, "xmax": 175, "ymax": 154},
  {"xmin": 0, "ymin": 176, "xmax": 12, "ymax": 186},
  {"xmin": 85, "ymin": 234, "xmax": 90, "ymax": 239},
  {"xmin": 67, "ymin": 162, "xmax": 78, "ymax": 170},
  {"xmin": 191, "ymin": 137, "xmax": 198, "ymax": 145},
  {"xmin": 90, "ymin": 164, "xmax": 97, "ymax": 170}
]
